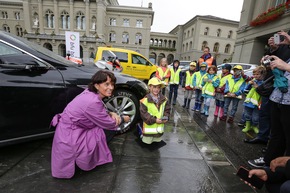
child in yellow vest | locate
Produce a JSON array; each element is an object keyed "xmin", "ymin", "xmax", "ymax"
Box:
[
  {"xmin": 139, "ymin": 77, "xmax": 171, "ymax": 144},
  {"xmin": 181, "ymin": 61, "xmax": 197, "ymax": 109},
  {"xmin": 220, "ymin": 65, "xmax": 247, "ymax": 123},
  {"xmin": 201, "ymin": 66, "xmax": 220, "ymax": 116},
  {"xmin": 169, "ymin": 60, "xmax": 181, "ymax": 105},
  {"xmin": 156, "ymin": 58, "xmax": 171, "ymax": 95},
  {"xmin": 242, "ymin": 66, "xmax": 266, "ymax": 133}
]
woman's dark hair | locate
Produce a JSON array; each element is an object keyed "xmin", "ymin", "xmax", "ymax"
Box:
[{"xmin": 88, "ymin": 70, "xmax": 116, "ymax": 93}]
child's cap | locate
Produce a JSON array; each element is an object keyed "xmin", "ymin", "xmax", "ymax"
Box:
[
  {"xmin": 200, "ymin": 62, "xmax": 207, "ymax": 67},
  {"xmin": 190, "ymin": 62, "xmax": 196, "ymax": 66},
  {"xmin": 233, "ymin": 65, "xmax": 243, "ymax": 70},
  {"xmin": 148, "ymin": 77, "xmax": 165, "ymax": 88},
  {"xmin": 222, "ymin": 63, "xmax": 232, "ymax": 71}
]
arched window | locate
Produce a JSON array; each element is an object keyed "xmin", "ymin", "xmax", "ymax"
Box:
[
  {"xmin": 186, "ymin": 43, "xmax": 188, "ymax": 51},
  {"xmin": 201, "ymin": 41, "xmax": 208, "ymax": 50},
  {"xmin": 43, "ymin": 42, "xmax": 53, "ymax": 51},
  {"xmin": 135, "ymin": 33, "xmax": 142, "ymax": 45},
  {"xmin": 225, "ymin": 44, "xmax": 231, "ymax": 53},
  {"xmin": 204, "ymin": 27, "xmax": 209, "ymax": 35},
  {"xmin": 109, "ymin": 31, "xmax": 116, "ymax": 42},
  {"xmin": 150, "ymin": 39, "xmax": 154, "ymax": 46},
  {"xmin": 191, "ymin": 28, "xmax": 194, "ymax": 37},
  {"xmin": 172, "ymin": 40, "xmax": 176, "ymax": 49},
  {"xmin": 33, "ymin": 12, "xmax": 39, "ymax": 27},
  {"xmin": 58, "ymin": 44, "xmax": 66, "ymax": 57},
  {"xmin": 213, "ymin": 42, "xmax": 220, "ymax": 53},
  {"xmin": 122, "ymin": 32, "xmax": 129, "ymax": 44},
  {"xmin": 45, "ymin": 10, "xmax": 54, "ymax": 28},
  {"xmin": 154, "ymin": 39, "xmax": 158, "ymax": 46},
  {"xmin": 228, "ymin": 30, "xmax": 233, "ymax": 38},
  {"xmin": 189, "ymin": 41, "xmax": 193, "ymax": 50},
  {"xmin": 158, "ymin": 40, "xmax": 162, "ymax": 47},
  {"xmin": 217, "ymin": 29, "xmax": 221, "ymax": 37},
  {"xmin": 76, "ymin": 11, "xmax": 85, "ymax": 30},
  {"xmin": 164, "ymin": 40, "xmax": 167, "ymax": 47},
  {"xmin": 16, "ymin": 25, "xmax": 23, "ymax": 36},
  {"xmin": 3, "ymin": 24, "xmax": 10, "ymax": 32},
  {"xmin": 61, "ymin": 10, "xmax": 70, "ymax": 29}
]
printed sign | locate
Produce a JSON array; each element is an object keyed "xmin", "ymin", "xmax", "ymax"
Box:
[{"xmin": 65, "ymin": 31, "xmax": 80, "ymax": 58}]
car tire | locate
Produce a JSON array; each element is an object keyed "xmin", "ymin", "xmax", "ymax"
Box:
[{"xmin": 103, "ymin": 89, "xmax": 140, "ymax": 134}]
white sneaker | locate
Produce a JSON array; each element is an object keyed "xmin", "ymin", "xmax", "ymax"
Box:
[{"xmin": 248, "ymin": 157, "xmax": 265, "ymax": 168}]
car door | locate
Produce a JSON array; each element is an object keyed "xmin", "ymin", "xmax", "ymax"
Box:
[
  {"xmin": 0, "ymin": 41, "xmax": 66, "ymax": 141},
  {"xmin": 130, "ymin": 53, "xmax": 154, "ymax": 79}
]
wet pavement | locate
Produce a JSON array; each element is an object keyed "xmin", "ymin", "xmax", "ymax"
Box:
[{"xmin": 0, "ymin": 87, "xmax": 268, "ymax": 193}]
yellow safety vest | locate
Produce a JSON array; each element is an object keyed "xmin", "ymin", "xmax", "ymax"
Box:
[
  {"xmin": 185, "ymin": 71, "xmax": 194, "ymax": 88},
  {"xmin": 218, "ymin": 74, "xmax": 232, "ymax": 88},
  {"xmin": 194, "ymin": 71, "xmax": 204, "ymax": 88},
  {"xmin": 169, "ymin": 68, "xmax": 181, "ymax": 84},
  {"xmin": 157, "ymin": 67, "xmax": 170, "ymax": 86},
  {"xmin": 202, "ymin": 74, "xmax": 219, "ymax": 96},
  {"xmin": 140, "ymin": 98, "xmax": 166, "ymax": 134},
  {"xmin": 226, "ymin": 77, "xmax": 245, "ymax": 99},
  {"xmin": 244, "ymin": 87, "xmax": 261, "ymax": 107}
]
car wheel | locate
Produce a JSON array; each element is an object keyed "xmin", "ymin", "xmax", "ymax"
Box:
[{"xmin": 103, "ymin": 89, "xmax": 139, "ymax": 133}]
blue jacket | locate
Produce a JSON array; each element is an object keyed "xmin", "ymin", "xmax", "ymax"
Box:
[{"xmin": 224, "ymin": 75, "xmax": 246, "ymax": 96}]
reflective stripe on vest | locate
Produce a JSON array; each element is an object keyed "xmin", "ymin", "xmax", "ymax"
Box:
[
  {"xmin": 141, "ymin": 98, "xmax": 166, "ymax": 134},
  {"xmin": 202, "ymin": 74, "xmax": 219, "ymax": 96},
  {"xmin": 185, "ymin": 71, "xmax": 194, "ymax": 87},
  {"xmin": 225, "ymin": 78, "xmax": 244, "ymax": 99},
  {"xmin": 169, "ymin": 68, "xmax": 181, "ymax": 84},
  {"xmin": 244, "ymin": 87, "xmax": 261, "ymax": 106},
  {"xmin": 194, "ymin": 71, "xmax": 203, "ymax": 87}
]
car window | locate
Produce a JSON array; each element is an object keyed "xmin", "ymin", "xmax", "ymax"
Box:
[
  {"xmin": 112, "ymin": 51, "xmax": 128, "ymax": 62},
  {"xmin": 242, "ymin": 64, "xmax": 250, "ymax": 70},
  {"xmin": 101, "ymin": 50, "xmax": 116, "ymax": 61},
  {"xmin": 0, "ymin": 42, "xmax": 22, "ymax": 56},
  {"xmin": 132, "ymin": 54, "xmax": 148, "ymax": 65}
]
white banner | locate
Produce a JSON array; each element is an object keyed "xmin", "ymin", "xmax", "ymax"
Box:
[{"xmin": 65, "ymin": 31, "xmax": 80, "ymax": 58}]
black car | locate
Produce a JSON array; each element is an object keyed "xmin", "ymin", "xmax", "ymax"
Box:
[{"xmin": 0, "ymin": 31, "xmax": 148, "ymax": 146}]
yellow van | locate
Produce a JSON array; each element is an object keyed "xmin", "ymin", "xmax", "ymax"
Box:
[{"xmin": 94, "ymin": 47, "xmax": 157, "ymax": 80}]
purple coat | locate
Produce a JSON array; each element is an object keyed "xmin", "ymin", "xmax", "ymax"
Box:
[{"xmin": 51, "ymin": 89, "xmax": 118, "ymax": 178}]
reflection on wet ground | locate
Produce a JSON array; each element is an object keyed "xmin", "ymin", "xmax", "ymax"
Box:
[{"xmin": 0, "ymin": 88, "xmax": 266, "ymax": 193}]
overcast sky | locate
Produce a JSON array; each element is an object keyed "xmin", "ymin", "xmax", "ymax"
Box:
[{"xmin": 118, "ymin": 0, "xmax": 244, "ymax": 33}]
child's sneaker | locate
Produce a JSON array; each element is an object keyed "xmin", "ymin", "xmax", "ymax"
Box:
[
  {"xmin": 237, "ymin": 121, "xmax": 245, "ymax": 127},
  {"xmin": 220, "ymin": 115, "xmax": 227, "ymax": 121},
  {"xmin": 227, "ymin": 116, "xmax": 234, "ymax": 123},
  {"xmin": 248, "ymin": 157, "xmax": 265, "ymax": 168}
]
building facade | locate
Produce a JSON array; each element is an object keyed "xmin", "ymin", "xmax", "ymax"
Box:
[
  {"xmin": 233, "ymin": 0, "xmax": 290, "ymax": 64},
  {"xmin": 0, "ymin": 0, "xmax": 154, "ymax": 63}
]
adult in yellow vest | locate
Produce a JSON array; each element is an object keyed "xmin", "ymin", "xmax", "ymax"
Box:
[
  {"xmin": 181, "ymin": 61, "xmax": 197, "ymax": 109},
  {"xmin": 201, "ymin": 66, "xmax": 220, "ymax": 116},
  {"xmin": 197, "ymin": 46, "xmax": 217, "ymax": 71},
  {"xmin": 220, "ymin": 65, "xmax": 246, "ymax": 123},
  {"xmin": 139, "ymin": 77, "xmax": 171, "ymax": 144},
  {"xmin": 156, "ymin": 58, "xmax": 171, "ymax": 95},
  {"xmin": 169, "ymin": 60, "xmax": 181, "ymax": 105},
  {"xmin": 191, "ymin": 62, "xmax": 207, "ymax": 112},
  {"xmin": 214, "ymin": 64, "xmax": 232, "ymax": 118},
  {"xmin": 242, "ymin": 66, "xmax": 266, "ymax": 134}
]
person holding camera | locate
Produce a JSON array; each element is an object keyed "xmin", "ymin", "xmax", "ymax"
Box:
[
  {"xmin": 138, "ymin": 77, "xmax": 171, "ymax": 144},
  {"xmin": 248, "ymin": 30, "xmax": 290, "ymax": 168}
]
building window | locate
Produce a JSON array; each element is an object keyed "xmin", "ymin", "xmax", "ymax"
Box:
[
  {"xmin": 43, "ymin": 43, "xmax": 53, "ymax": 51},
  {"xmin": 135, "ymin": 33, "xmax": 142, "ymax": 45},
  {"xmin": 16, "ymin": 25, "xmax": 23, "ymax": 36},
  {"xmin": 213, "ymin": 42, "xmax": 219, "ymax": 52},
  {"xmin": 191, "ymin": 28, "xmax": 194, "ymax": 37},
  {"xmin": 123, "ymin": 19, "xmax": 129, "ymax": 27},
  {"xmin": 275, "ymin": 0, "xmax": 286, "ymax": 6},
  {"xmin": 110, "ymin": 18, "xmax": 116, "ymax": 26},
  {"xmin": 122, "ymin": 32, "xmax": 129, "ymax": 44},
  {"xmin": 150, "ymin": 39, "xmax": 153, "ymax": 46},
  {"xmin": 109, "ymin": 32, "xmax": 116, "ymax": 42},
  {"xmin": 76, "ymin": 12, "xmax": 85, "ymax": 30},
  {"xmin": 217, "ymin": 29, "xmax": 221, "ymax": 37},
  {"xmin": 201, "ymin": 41, "xmax": 208, "ymax": 50},
  {"xmin": 15, "ymin": 12, "xmax": 20, "ymax": 20},
  {"xmin": 225, "ymin": 44, "xmax": 231, "ymax": 53},
  {"xmin": 61, "ymin": 10, "xmax": 70, "ymax": 29},
  {"xmin": 136, "ymin": 19, "xmax": 143, "ymax": 28},
  {"xmin": 228, "ymin": 30, "xmax": 233, "ymax": 38},
  {"xmin": 204, "ymin": 27, "xmax": 209, "ymax": 35},
  {"xmin": 2, "ymin": 11, "xmax": 8, "ymax": 19},
  {"xmin": 45, "ymin": 10, "xmax": 54, "ymax": 28},
  {"xmin": 91, "ymin": 16, "xmax": 96, "ymax": 30},
  {"xmin": 3, "ymin": 24, "xmax": 10, "ymax": 32}
]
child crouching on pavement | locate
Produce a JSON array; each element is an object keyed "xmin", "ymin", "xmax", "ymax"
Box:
[
  {"xmin": 242, "ymin": 66, "xmax": 266, "ymax": 134},
  {"xmin": 138, "ymin": 77, "xmax": 171, "ymax": 144},
  {"xmin": 182, "ymin": 61, "xmax": 197, "ymax": 109},
  {"xmin": 214, "ymin": 64, "xmax": 232, "ymax": 118},
  {"xmin": 201, "ymin": 66, "xmax": 220, "ymax": 116},
  {"xmin": 220, "ymin": 65, "xmax": 246, "ymax": 123}
]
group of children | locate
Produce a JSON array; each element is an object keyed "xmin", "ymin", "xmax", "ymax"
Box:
[{"xmin": 138, "ymin": 57, "xmax": 266, "ymax": 145}]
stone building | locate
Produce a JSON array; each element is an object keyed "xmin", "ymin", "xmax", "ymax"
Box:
[
  {"xmin": 233, "ymin": 0, "xmax": 290, "ymax": 64},
  {"xmin": 0, "ymin": 0, "xmax": 239, "ymax": 65}
]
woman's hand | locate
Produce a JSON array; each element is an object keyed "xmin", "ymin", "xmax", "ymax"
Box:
[
  {"xmin": 110, "ymin": 112, "xmax": 121, "ymax": 126},
  {"xmin": 122, "ymin": 115, "xmax": 131, "ymax": 123},
  {"xmin": 269, "ymin": 55, "xmax": 290, "ymax": 72}
]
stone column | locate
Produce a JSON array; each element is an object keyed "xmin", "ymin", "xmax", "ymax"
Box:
[
  {"xmin": 85, "ymin": 0, "xmax": 90, "ymax": 36},
  {"xmin": 22, "ymin": 0, "xmax": 31, "ymax": 32},
  {"xmin": 53, "ymin": 0, "xmax": 59, "ymax": 34},
  {"xmin": 38, "ymin": 0, "xmax": 44, "ymax": 33},
  {"xmin": 69, "ymin": 0, "xmax": 74, "ymax": 30},
  {"xmin": 96, "ymin": 0, "xmax": 107, "ymax": 39}
]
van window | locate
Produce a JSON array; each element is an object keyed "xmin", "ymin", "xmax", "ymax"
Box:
[
  {"xmin": 132, "ymin": 54, "xmax": 149, "ymax": 65},
  {"xmin": 112, "ymin": 51, "xmax": 128, "ymax": 62}
]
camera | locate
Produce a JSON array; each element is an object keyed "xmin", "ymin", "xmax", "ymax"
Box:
[{"xmin": 262, "ymin": 57, "xmax": 274, "ymax": 67}]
